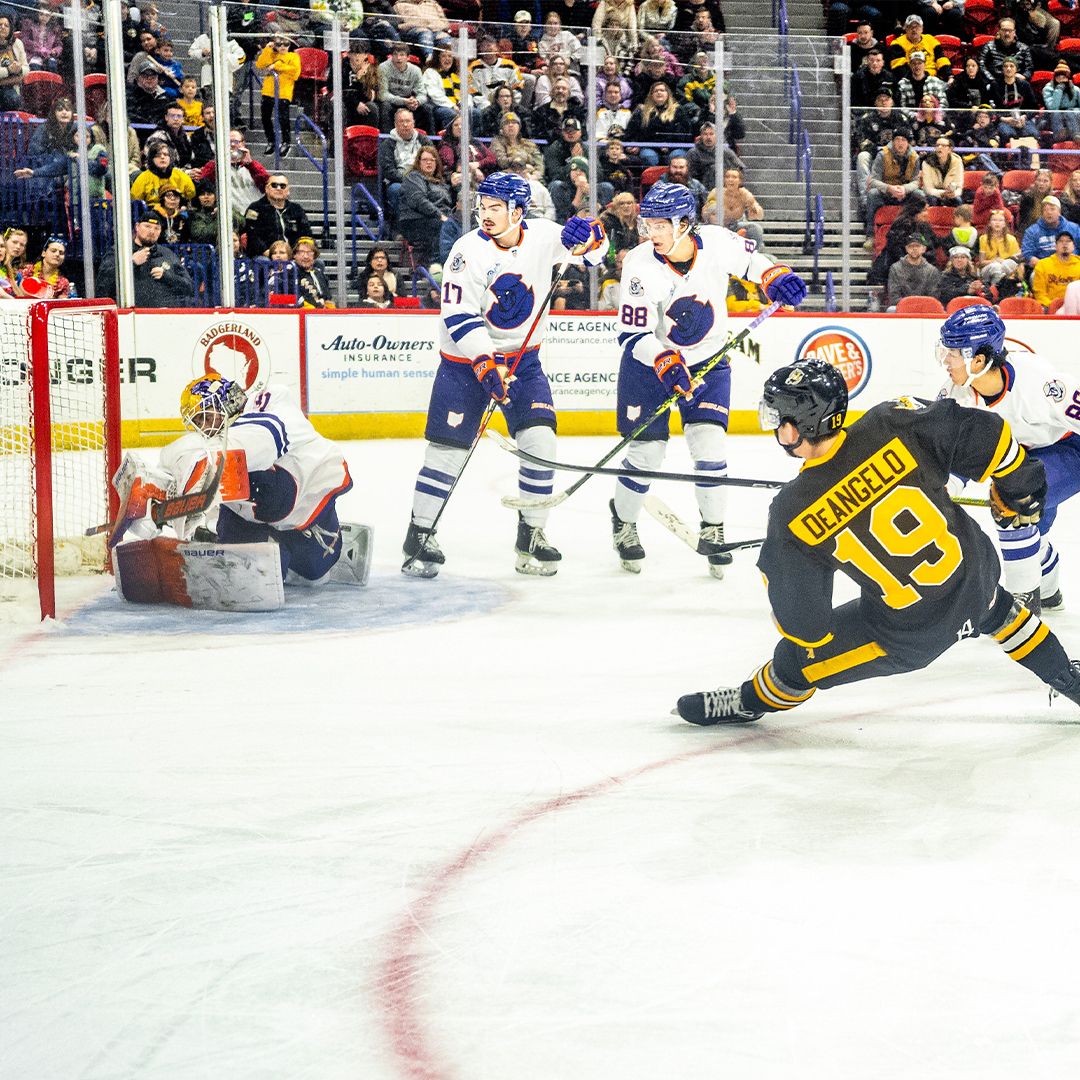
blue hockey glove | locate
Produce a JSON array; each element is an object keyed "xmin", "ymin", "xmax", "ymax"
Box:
[
  {"xmin": 472, "ymin": 353, "xmax": 510, "ymax": 403},
  {"xmin": 654, "ymin": 349, "xmax": 694, "ymax": 398},
  {"xmin": 760, "ymin": 264, "xmax": 808, "ymax": 308},
  {"xmin": 561, "ymin": 214, "xmax": 606, "ymax": 253}
]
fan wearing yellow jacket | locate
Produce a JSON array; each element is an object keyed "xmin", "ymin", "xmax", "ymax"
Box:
[
  {"xmin": 255, "ymin": 33, "xmax": 302, "ymax": 157},
  {"xmin": 130, "ymin": 139, "xmax": 196, "ymax": 209}
]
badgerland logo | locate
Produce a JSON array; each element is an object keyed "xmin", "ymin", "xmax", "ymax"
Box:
[
  {"xmin": 796, "ymin": 326, "xmax": 871, "ymax": 398},
  {"xmin": 194, "ymin": 320, "xmax": 269, "ymax": 390}
]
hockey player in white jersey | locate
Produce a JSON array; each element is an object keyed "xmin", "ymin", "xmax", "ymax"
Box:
[
  {"xmin": 609, "ymin": 182, "xmax": 808, "ymax": 577},
  {"xmin": 938, "ymin": 305, "xmax": 1078, "ymax": 614},
  {"xmin": 402, "ymin": 171, "xmax": 607, "ymax": 577}
]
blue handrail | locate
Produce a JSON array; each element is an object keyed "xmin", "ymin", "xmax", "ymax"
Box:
[
  {"xmin": 351, "ymin": 182, "xmax": 386, "ymax": 278},
  {"xmin": 412, "ymin": 265, "xmax": 439, "ymax": 299},
  {"xmin": 294, "ymin": 110, "xmax": 330, "ymax": 236}
]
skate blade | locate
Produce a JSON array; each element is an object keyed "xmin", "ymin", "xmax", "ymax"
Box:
[
  {"xmin": 401, "ymin": 559, "xmax": 440, "ymax": 579},
  {"xmin": 515, "ymin": 553, "xmax": 558, "ymax": 577},
  {"xmin": 708, "ymin": 563, "xmax": 725, "ymax": 580},
  {"xmin": 620, "ymin": 559, "xmax": 643, "ymax": 574}
]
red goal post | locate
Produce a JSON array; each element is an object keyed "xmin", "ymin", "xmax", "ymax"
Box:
[{"xmin": 1, "ymin": 298, "xmax": 121, "ymax": 620}]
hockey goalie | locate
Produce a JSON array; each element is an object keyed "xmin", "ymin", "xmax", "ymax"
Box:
[{"xmin": 110, "ymin": 372, "xmax": 372, "ymax": 612}]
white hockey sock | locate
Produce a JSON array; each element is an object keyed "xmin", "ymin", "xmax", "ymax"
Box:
[
  {"xmin": 1041, "ymin": 538, "xmax": 1060, "ymax": 599},
  {"xmin": 998, "ymin": 523, "xmax": 1041, "ymax": 594},
  {"xmin": 516, "ymin": 426, "xmax": 556, "ymax": 527},
  {"xmin": 613, "ymin": 439, "xmax": 666, "ymax": 523},
  {"xmin": 411, "ymin": 442, "xmax": 467, "ymax": 528},
  {"xmin": 685, "ymin": 422, "xmax": 728, "ymax": 524}
]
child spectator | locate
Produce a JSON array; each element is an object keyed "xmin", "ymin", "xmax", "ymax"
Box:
[
  {"xmin": 950, "ymin": 205, "xmax": 979, "ymax": 252},
  {"xmin": 956, "ymin": 107, "xmax": 1002, "ymax": 176},
  {"xmin": 358, "ymin": 246, "xmax": 398, "ymax": 296},
  {"xmin": 188, "ymin": 180, "xmax": 219, "ymax": 244},
  {"xmin": 1043, "ymin": 60, "xmax": 1080, "ymax": 143},
  {"xmin": 1061, "ymin": 169, "xmax": 1080, "ymax": 225},
  {"xmin": 593, "ymin": 53, "xmax": 631, "ymax": 108},
  {"xmin": 972, "ymin": 171, "xmax": 1008, "ymax": 229},
  {"xmin": 420, "ymin": 45, "xmax": 458, "ymax": 133},
  {"xmin": 156, "ymin": 184, "xmax": 190, "ymax": 243},
  {"xmin": 359, "ymin": 273, "xmax": 393, "ymax": 308},
  {"xmin": 13, "ymin": 96, "xmax": 77, "ymax": 180},
  {"xmin": 154, "ymin": 37, "xmax": 183, "ymax": 100},
  {"xmin": 598, "ymin": 137, "xmax": 634, "ymax": 196},
  {"xmin": 977, "ymin": 208, "xmax": 1024, "ymax": 296},
  {"xmin": 2, "ymin": 226, "xmax": 29, "ymax": 287},
  {"xmin": 937, "ymin": 246, "xmax": 983, "ymax": 306},
  {"xmin": 21, "ymin": 3, "xmax": 62, "ymax": 72},
  {"xmin": 176, "ymin": 77, "xmax": 204, "ymax": 127},
  {"xmin": 0, "ymin": 12, "xmax": 26, "ymax": 110}
]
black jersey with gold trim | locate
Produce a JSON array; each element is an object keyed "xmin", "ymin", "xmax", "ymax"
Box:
[{"xmin": 758, "ymin": 397, "xmax": 1030, "ymax": 650}]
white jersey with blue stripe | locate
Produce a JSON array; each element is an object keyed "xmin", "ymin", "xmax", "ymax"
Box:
[
  {"xmin": 228, "ymin": 383, "xmax": 351, "ymax": 530},
  {"xmin": 939, "ymin": 352, "xmax": 1080, "ymax": 449},
  {"xmin": 616, "ymin": 225, "xmax": 774, "ymax": 369},
  {"xmin": 438, "ymin": 219, "xmax": 604, "ymax": 362}
]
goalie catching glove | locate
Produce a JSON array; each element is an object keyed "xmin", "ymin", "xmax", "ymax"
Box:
[
  {"xmin": 654, "ymin": 349, "xmax": 695, "ymax": 399},
  {"xmin": 472, "ymin": 353, "xmax": 510, "ymax": 403}
]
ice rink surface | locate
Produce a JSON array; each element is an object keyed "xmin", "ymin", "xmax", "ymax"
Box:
[{"xmin": 4, "ymin": 433, "xmax": 1080, "ymax": 1080}]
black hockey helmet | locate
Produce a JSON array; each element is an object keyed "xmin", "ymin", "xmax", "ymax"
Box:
[{"xmin": 760, "ymin": 359, "xmax": 848, "ymax": 445}]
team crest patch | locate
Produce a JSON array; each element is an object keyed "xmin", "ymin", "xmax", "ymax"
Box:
[
  {"xmin": 449, "ymin": 253, "xmax": 465, "ymax": 273},
  {"xmin": 487, "ymin": 272, "xmax": 535, "ymax": 330},
  {"xmin": 1045, "ymin": 379, "xmax": 1066, "ymax": 403},
  {"xmin": 627, "ymin": 405, "xmax": 641, "ymax": 421},
  {"xmin": 629, "ymin": 277, "xmax": 644, "ymax": 296},
  {"xmin": 892, "ymin": 395, "xmax": 924, "ymax": 410},
  {"xmin": 665, "ymin": 294, "xmax": 714, "ymax": 347},
  {"xmin": 447, "ymin": 411, "xmax": 464, "ymax": 428}
]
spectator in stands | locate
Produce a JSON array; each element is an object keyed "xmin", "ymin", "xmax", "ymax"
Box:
[
  {"xmin": 913, "ymin": 0, "xmax": 965, "ymax": 37},
  {"xmin": 504, "ymin": 154, "xmax": 556, "ymax": 219},
  {"xmin": 663, "ymin": 152, "xmax": 708, "ymax": 210},
  {"xmin": 293, "ymin": 237, "xmax": 333, "ymax": 308},
  {"xmin": 674, "ymin": 0, "xmax": 725, "ymax": 36},
  {"xmin": 972, "ymin": 171, "xmax": 1007, "ymax": 227},
  {"xmin": 198, "ymin": 129, "xmax": 269, "ymax": 221},
  {"xmin": 950, "ymin": 204, "xmax": 979, "ymax": 252},
  {"xmin": 888, "ymin": 15, "xmax": 951, "ymax": 81},
  {"xmin": 921, "ymin": 136, "xmax": 963, "ymax": 206},
  {"xmin": 539, "ymin": 11, "xmax": 583, "ymax": 71},
  {"xmin": 593, "ymin": 0, "xmax": 638, "ymax": 66},
  {"xmin": 1022, "ymin": 194, "xmax": 1080, "ymax": 266},
  {"xmin": 854, "ymin": 89, "xmax": 900, "ymax": 211},
  {"xmin": 851, "ymin": 48, "xmax": 894, "ymax": 109},
  {"xmin": 189, "ymin": 105, "xmax": 216, "ymax": 169},
  {"xmin": 187, "ymin": 179, "xmax": 219, "ymax": 244},
  {"xmin": 480, "ymin": 85, "xmax": 526, "ymax": 138},
  {"xmin": 913, "ymin": 93, "xmax": 950, "ymax": 149},
  {"xmin": 887, "ymin": 234, "xmax": 941, "ymax": 308},
  {"xmin": 508, "ymin": 9, "xmax": 541, "ymax": 69},
  {"xmin": 0, "ymin": 12, "xmax": 26, "ymax": 110},
  {"xmin": 533, "ymin": 76, "xmax": 587, "ymax": 142},
  {"xmin": 534, "ymin": 54, "xmax": 584, "ymax": 108},
  {"xmin": 153, "ymin": 37, "xmax": 183, "ymax": 100},
  {"xmin": 176, "ymin": 77, "xmax": 203, "ymax": 129},
  {"xmin": 1044, "ymin": 61, "xmax": 1080, "ymax": 143},
  {"xmin": 398, "ymin": 144, "xmax": 452, "ymax": 263},
  {"xmin": 0, "ymin": 236, "xmax": 17, "ymax": 298},
  {"xmin": 156, "ymin": 184, "xmax": 190, "ymax": 243},
  {"xmin": 849, "ymin": 21, "xmax": 878, "ymax": 70},
  {"xmin": 595, "ymin": 80, "xmax": 633, "ymax": 140},
  {"xmin": 91, "ymin": 101, "xmax": 140, "ymax": 187},
  {"xmin": 600, "ymin": 190, "xmax": 638, "ymax": 253},
  {"xmin": 956, "ymin": 106, "xmax": 1003, "ymax": 175},
  {"xmin": 439, "ymin": 111, "xmax": 496, "ymax": 190},
  {"xmin": 21, "ymin": 3, "xmax": 62, "ymax": 72},
  {"xmin": 638, "ymin": 0, "xmax": 677, "ymax": 40},
  {"xmin": 549, "ymin": 153, "xmax": 614, "ymax": 222},
  {"xmin": 937, "ymin": 246, "xmax": 983, "ymax": 305},
  {"xmin": 594, "ymin": 53, "xmax": 632, "ymax": 108},
  {"xmin": 631, "ymin": 34, "xmax": 682, "ymax": 102},
  {"xmin": 551, "ymin": 0, "xmax": 593, "ymax": 34},
  {"xmin": 255, "ymin": 33, "xmax": 301, "ymax": 157},
  {"xmin": 686, "ymin": 120, "xmax": 741, "ymax": 187},
  {"xmin": 127, "ymin": 28, "xmax": 161, "ymax": 85},
  {"xmin": 673, "ymin": 8, "xmax": 721, "ymax": 67},
  {"xmin": 359, "ymin": 0, "xmax": 401, "ymax": 61},
  {"xmin": 1031, "ymin": 230, "xmax": 1080, "ymax": 308},
  {"xmin": 1059, "ymin": 168, "xmax": 1080, "ymax": 224},
  {"xmin": 677, "ymin": 51, "xmax": 715, "ymax": 116},
  {"xmin": 552, "ymin": 260, "xmax": 587, "ymax": 310},
  {"xmin": 864, "ymin": 126, "xmax": 920, "ymax": 244},
  {"xmin": 1017, "ymin": 168, "xmax": 1055, "ymax": 232},
  {"xmin": 131, "ymin": 140, "xmax": 195, "ymax": 209},
  {"xmin": 149, "ymin": 102, "xmax": 198, "ymax": 175},
  {"xmin": 2, "ymin": 225, "xmax": 29, "ymax": 280},
  {"xmin": 359, "ymin": 246, "xmax": 398, "ymax": 296},
  {"xmin": 360, "ymin": 273, "xmax": 394, "ymax": 308},
  {"xmin": 468, "ymin": 36, "xmax": 524, "ymax": 113},
  {"xmin": 422, "ymin": 44, "xmax": 459, "ymax": 132},
  {"xmin": 1013, "ymin": 0, "xmax": 1062, "ymax": 72},
  {"xmin": 995, "ymin": 58, "xmax": 1041, "ymax": 159},
  {"xmin": 188, "ymin": 28, "xmax": 245, "ymax": 101},
  {"xmin": 897, "ymin": 51, "xmax": 948, "ymax": 111},
  {"xmin": 243, "ymin": 172, "xmax": 311, "ymax": 256},
  {"xmin": 948, "ymin": 56, "xmax": 996, "ymax": 119},
  {"xmin": 977, "ymin": 208, "xmax": 1024, "ymax": 295},
  {"xmin": 598, "ymin": 136, "xmax": 635, "ymax": 195},
  {"xmin": 624, "ymin": 81, "xmax": 694, "ymax": 167},
  {"xmin": 491, "ymin": 110, "xmax": 544, "ymax": 178},
  {"xmin": 13, "ymin": 96, "xmax": 77, "ymax": 180},
  {"xmin": 127, "ymin": 57, "xmax": 169, "ymax": 135},
  {"xmin": 18, "ymin": 235, "xmax": 70, "ymax": 298},
  {"xmin": 543, "ymin": 116, "xmax": 584, "ymax": 197},
  {"xmin": 981, "ymin": 19, "xmax": 1035, "ymax": 82},
  {"xmin": 378, "ymin": 107, "xmax": 433, "ymax": 221},
  {"xmin": 379, "ymin": 40, "xmax": 430, "ymax": 133},
  {"xmin": 718, "ymin": 166, "xmax": 765, "ymax": 249},
  {"xmin": 98, "ymin": 210, "xmax": 195, "ymax": 308},
  {"xmin": 394, "ymin": 0, "xmax": 450, "ymax": 62}
]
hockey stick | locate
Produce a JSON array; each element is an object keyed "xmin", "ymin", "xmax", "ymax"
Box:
[
  {"xmin": 487, "ymin": 430, "xmax": 786, "ymax": 490},
  {"xmin": 497, "ymin": 301, "xmax": 782, "ymax": 511},
  {"xmin": 643, "ymin": 495, "xmax": 765, "ymax": 555},
  {"xmin": 401, "ymin": 247, "xmax": 575, "ymax": 573}
]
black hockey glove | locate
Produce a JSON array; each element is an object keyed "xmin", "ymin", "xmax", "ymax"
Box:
[{"xmin": 990, "ymin": 474, "xmax": 1046, "ymax": 528}]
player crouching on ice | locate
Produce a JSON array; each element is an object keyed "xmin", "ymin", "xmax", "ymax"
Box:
[
  {"xmin": 609, "ymin": 182, "xmax": 807, "ymax": 578},
  {"xmin": 675, "ymin": 358, "xmax": 1080, "ymax": 725},
  {"xmin": 110, "ymin": 373, "xmax": 371, "ymax": 611}
]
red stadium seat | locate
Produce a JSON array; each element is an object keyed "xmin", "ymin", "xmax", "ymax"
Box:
[
  {"xmin": 21, "ymin": 71, "xmax": 66, "ymax": 118},
  {"xmin": 936, "ymin": 34, "xmax": 965, "ymax": 67},
  {"xmin": 639, "ymin": 165, "xmax": 667, "ymax": 195},
  {"xmin": 1051, "ymin": 141, "xmax": 1080, "ymax": 174},
  {"xmin": 343, "ymin": 124, "xmax": 379, "ymax": 180},
  {"xmin": 1050, "ymin": 0, "xmax": 1080, "ymax": 36},
  {"xmin": 295, "ymin": 47, "xmax": 329, "ymax": 123},
  {"xmin": 1059, "ymin": 38, "xmax": 1080, "ymax": 52},
  {"xmin": 926, "ymin": 205, "xmax": 957, "ymax": 237},
  {"xmin": 83, "ymin": 73, "xmax": 107, "ymax": 119},
  {"xmin": 946, "ymin": 295, "xmax": 992, "ymax": 312},
  {"xmin": 998, "ymin": 296, "xmax": 1047, "ymax": 315},
  {"xmin": 962, "ymin": 170, "xmax": 987, "ymax": 194},
  {"xmin": 873, "ymin": 204, "xmax": 902, "ymax": 255},
  {"xmin": 393, "ymin": 295, "xmax": 421, "ymax": 308},
  {"xmin": 1001, "ymin": 169, "xmax": 1037, "ymax": 192},
  {"xmin": 965, "ymin": 0, "xmax": 999, "ymax": 39},
  {"xmin": 1049, "ymin": 296, "xmax": 1066, "ymax": 313},
  {"xmin": 1031, "ymin": 70, "xmax": 1055, "ymax": 94},
  {"xmin": 971, "ymin": 34, "xmax": 995, "ymax": 50},
  {"xmin": 895, "ymin": 295, "xmax": 946, "ymax": 314}
]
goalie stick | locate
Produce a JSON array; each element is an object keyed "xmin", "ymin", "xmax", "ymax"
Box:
[
  {"xmin": 642, "ymin": 495, "xmax": 765, "ymax": 556},
  {"xmin": 498, "ymin": 301, "xmax": 782, "ymax": 511}
]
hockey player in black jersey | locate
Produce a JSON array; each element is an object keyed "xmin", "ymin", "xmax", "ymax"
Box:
[{"xmin": 676, "ymin": 358, "xmax": 1080, "ymax": 725}]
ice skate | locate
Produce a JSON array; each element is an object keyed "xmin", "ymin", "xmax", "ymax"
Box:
[
  {"xmin": 1049, "ymin": 660, "xmax": 1080, "ymax": 707},
  {"xmin": 1012, "ymin": 587, "xmax": 1041, "ymax": 616},
  {"xmin": 402, "ymin": 518, "xmax": 444, "ymax": 579},
  {"xmin": 328, "ymin": 523, "xmax": 373, "ymax": 586},
  {"xmin": 1042, "ymin": 589, "xmax": 1064, "ymax": 611},
  {"xmin": 610, "ymin": 500, "xmax": 644, "ymax": 573},
  {"xmin": 674, "ymin": 685, "xmax": 764, "ymax": 726},
  {"xmin": 697, "ymin": 521, "xmax": 733, "ymax": 579},
  {"xmin": 515, "ymin": 514, "xmax": 561, "ymax": 576}
]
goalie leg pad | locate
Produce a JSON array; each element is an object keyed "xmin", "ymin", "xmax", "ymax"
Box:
[{"xmin": 113, "ymin": 538, "xmax": 285, "ymax": 611}]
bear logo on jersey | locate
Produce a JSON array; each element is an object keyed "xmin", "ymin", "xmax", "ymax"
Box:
[
  {"xmin": 487, "ymin": 273, "xmax": 535, "ymax": 330},
  {"xmin": 665, "ymin": 294, "xmax": 714, "ymax": 347}
]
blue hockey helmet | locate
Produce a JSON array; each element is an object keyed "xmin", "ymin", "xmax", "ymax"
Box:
[
  {"xmin": 639, "ymin": 182, "xmax": 697, "ymax": 225},
  {"xmin": 760, "ymin": 359, "xmax": 848, "ymax": 450},
  {"xmin": 937, "ymin": 304, "xmax": 1007, "ymax": 385},
  {"xmin": 476, "ymin": 171, "xmax": 532, "ymax": 215}
]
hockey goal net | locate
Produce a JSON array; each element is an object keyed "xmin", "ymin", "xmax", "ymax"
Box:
[{"xmin": 0, "ymin": 298, "xmax": 121, "ymax": 620}]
